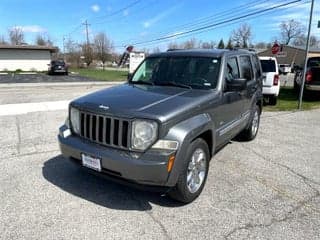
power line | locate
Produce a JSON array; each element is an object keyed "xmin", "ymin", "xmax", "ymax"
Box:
[
  {"xmin": 130, "ymin": 0, "xmax": 308, "ymax": 49},
  {"xmin": 115, "ymin": 0, "xmax": 274, "ymax": 46},
  {"xmin": 118, "ymin": 0, "xmax": 302, "ymax": 47}
]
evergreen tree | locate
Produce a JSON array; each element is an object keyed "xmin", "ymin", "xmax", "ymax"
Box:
[
  {"xmin": 217, "ymin": 39, "xmax": 225, "ymax": 49},
  {"xmin": 226, "ymin": 38, "xmax": 233, "ymax": 49}
]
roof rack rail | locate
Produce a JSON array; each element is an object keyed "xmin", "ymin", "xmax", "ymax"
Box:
[
  {"xmin": 227, "ymin": 47, "xmax": 256, "ymax": 52},
  {"xmin": 167, "ymin": 48, "xmax": 183, "ymax": 52}
]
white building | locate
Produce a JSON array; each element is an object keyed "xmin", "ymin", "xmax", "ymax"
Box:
[{"xmin": 0, "ymin": 45, "xmax": 57, "ymax": 71}]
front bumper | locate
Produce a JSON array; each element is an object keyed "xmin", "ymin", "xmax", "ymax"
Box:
[{"xmin": 58, "ymin": 126, "xmax": 176, "ymax": 187}]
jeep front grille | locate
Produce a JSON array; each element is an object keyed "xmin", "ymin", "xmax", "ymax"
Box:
[{"xmin": 79, "ymin": 112, "xmax": 130, "ymax": 149}]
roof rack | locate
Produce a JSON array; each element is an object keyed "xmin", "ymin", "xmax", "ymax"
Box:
[
  {"xmin": 229, "ymin": 47, "xmax": 256, "ymax": 52},
  {"xmin": 167, "ymin": 48, "xmax": 183, "ymax": 52}
]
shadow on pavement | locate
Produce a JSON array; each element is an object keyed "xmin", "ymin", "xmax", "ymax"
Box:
[{"xmin": 42, "ymin": 155, "xmax": 184, "ymax": 211}]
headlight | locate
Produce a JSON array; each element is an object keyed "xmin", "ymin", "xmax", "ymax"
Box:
[
  {"xmin": 131, "ymin": 120, "xmax": 158, "ymax": 150},
  {"xmin": 70, "ymin": 107, "xmax": 80, "ymax": 134}
]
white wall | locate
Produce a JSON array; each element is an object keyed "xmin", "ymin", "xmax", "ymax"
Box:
[{"xmin": 0, "ymin": 49, "xmax": 52, "ymax": 71}]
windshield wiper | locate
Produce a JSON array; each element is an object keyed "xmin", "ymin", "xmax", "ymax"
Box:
[
  {"xmin": 130, "ymin": 80, "xmax": 154, "ymax": 86},
  {"xmin": 156, "ymin": 81, "xmax": 192, "ymax": 89}
]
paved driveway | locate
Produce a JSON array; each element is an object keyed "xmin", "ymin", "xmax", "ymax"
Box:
[{"xmin": 0, "ymin": 84, "xmax": 319, "ymax": 240}]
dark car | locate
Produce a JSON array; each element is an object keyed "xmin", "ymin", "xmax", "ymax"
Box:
[
  {"xmin": 48, "ymin": 60, "xmax": 68, "ymax": 75},
  {"xmin": 58, "ymin": 49, "xmax": 263, "ymax": 203},
  {"xmin": 294, "ymin": 57, "xmax": 320, "ymax": 94}
]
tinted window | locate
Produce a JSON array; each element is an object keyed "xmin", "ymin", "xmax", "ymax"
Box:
[
  {"xmin": 307, "ymin": 57, "xmax": 320, "ymax": 67},
  {"xmin": 239, "ymin": 56, "xmax": 253, "ymax": 81},
  {"xmin": 225, "ymin": 57, "xmax": 239, "ymax": 82},
  {"xmin": 252, "ymin": 56, "xmax": 262, "ymax": 78},
  {"xmin": 260, "ymin": 59, "xmax": 276, "ymax": 72},
  {"xmin": 132, "ymin": 57, "xmax": 221, "ymax": 89}
]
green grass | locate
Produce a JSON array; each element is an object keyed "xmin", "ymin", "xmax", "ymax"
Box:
[
  {"xmin": 72, "ymin": 68, "xmax": 128, "ymax": 81},
  {"xmin": 264, "ymin": 87, "xmax": 320, "ymax": 111}
]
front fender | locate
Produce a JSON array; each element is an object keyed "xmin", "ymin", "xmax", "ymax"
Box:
[{"xmin": 162, "ymin": 113, "xmax": 216, "ymax": 186}]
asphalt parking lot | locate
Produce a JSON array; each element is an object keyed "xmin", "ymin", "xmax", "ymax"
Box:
[
  {"xmin": 0, "ymin": 80, "xmax": 319, "ymax": 240},
  {"xmin": 0, "ymin": 73, "xmax": 99, "ymax": 83}
]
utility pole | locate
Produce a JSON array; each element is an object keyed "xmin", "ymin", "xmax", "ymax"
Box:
[
  {"xmin": 82, "ymin": 20, "xmax": 90, "ymax": 46},
  {"xmin": 298, "ymin": 0, "xmax": 314, "ymax": 110},
  {"xmin": 62, "ymin": 36, "xmax": 66, "ymax": 61}
]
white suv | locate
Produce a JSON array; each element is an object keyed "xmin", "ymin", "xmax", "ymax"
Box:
[{"xmin": 259, "ymin": 56, "xmax": 280, "ymax": 105}]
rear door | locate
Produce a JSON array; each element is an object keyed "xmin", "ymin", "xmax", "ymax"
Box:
[{"xmin": 239, "ymin": 55, "xmax": 256, "ymax": 117}]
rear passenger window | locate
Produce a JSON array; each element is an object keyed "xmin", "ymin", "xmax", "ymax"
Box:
[
  {"xmin": 239, "ymin": 56, "xmax": 253, "ymax": 81},
  {"xmin": 225, "ymin": 57, "xmax": 239, "ymax": 82},
  {"xmin": 252, "ymin": 56, "xmax": 262, "ymax": 78}
]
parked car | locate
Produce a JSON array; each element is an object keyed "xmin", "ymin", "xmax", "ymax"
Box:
[
  {"xmin": 58, "ymin": 49, "xmax": 263, "ymax": 203},
  {"xmin": 259, "ymin": 56, "xmax": 280, "ymax": 105},
  {"xmin": 294, "ymin": 57, "xmax": 320, "ymax": 94},
  {"xmin": 278, "ymin": 64, "xmax": 291, "ymax": 75},
  {"xmin": 48, "ymin": 60, "xmax": 68, "ymax": 75}
]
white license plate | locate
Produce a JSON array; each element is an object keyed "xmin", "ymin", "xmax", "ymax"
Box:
[{"xmin": 81, "ymin": 153, "xmax": 101, "ymax": 172}]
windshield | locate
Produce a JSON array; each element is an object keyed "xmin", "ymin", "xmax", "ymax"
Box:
[
  {"xmin": 307, "ymin": 57, "xmax": 320, "ymax": 67},
  {"xmin": 260, "ymin": 60, "xmax": 276, "ymax": 72},
  {"xmin": 131, "ymin": 56, "xmax": 221, "ymax": 89}
]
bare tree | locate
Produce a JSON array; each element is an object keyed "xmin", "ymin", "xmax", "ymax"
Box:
[
  {"xmin": 152, "ymin": 47, "xmax": 161, "ymax": 53},
  {"xmin": 65, "ymin": 38, "xmax": 81, "ymax": 67},
  {"xmin": 82, "ymin": 43, "xmax": 94, "ymax": 67},
  {"xmin": 94, "ymin": 32, "xmax": 113, "ymax": 69},
  {"xmin": 201, "ymin": 41, "xmax": 216, "ymax": 49},
  {"xmin": 254, "ymin": 42, "xmax": 268, "ymax": 49},
  {"xmin": 167, "ymin": 42, "xmax": 179, "ymax": 50},
  {"xmin": 280, "ymin": 20, "xmax": 305, "ymax": 45},
  {"xmin": 35, "ymin": 34, "xmax": 53, "ymax": 46},
  {"xmin": 0, "ymin": 35, "xmax": 8, "ymax": 45},
  {"xmin": 9, "ymin": 27, "xmax": 24, "ymax": 45},
  {"xmin": 293, "ymin": 34, "xmax": 319, "ymax": 48},
  {"xmin": 35, "ymin": 34, "xmax": 46, "ymax": 46},
  {"xmin": 181, "ymin": 38, "xmax": 197, "ymax": 49},
  {"xmin": 231, "ymin": 23, "xmax": 252, "ymax": 48}
]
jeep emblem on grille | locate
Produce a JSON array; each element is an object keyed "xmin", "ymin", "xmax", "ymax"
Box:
[{"xmin": 99, "ymin": 105, "xmax": 110, "ymax": 110}]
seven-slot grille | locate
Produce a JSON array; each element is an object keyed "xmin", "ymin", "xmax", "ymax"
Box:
[{"xmin": 79, "ymin": 112, "xmax": 130, "ymax": 149}]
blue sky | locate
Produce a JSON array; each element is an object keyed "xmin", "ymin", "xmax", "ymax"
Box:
[{"xmin": 0, "ymin": 0, "xmax": 319, "ymax": 52}]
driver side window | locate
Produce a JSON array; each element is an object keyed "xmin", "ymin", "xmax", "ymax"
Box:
[{"xmin": 225, "ymin": 57, "xmax": 240, "ymax": 82}]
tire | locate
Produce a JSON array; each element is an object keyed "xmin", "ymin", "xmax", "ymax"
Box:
[
  {"xmin": 269, "ymin": 96, "xmax": 277, "ymax": 106},
  {"xmin": 239, "ymin": 105, "xmax": 260, "ymax": 141},
  {"xmin": 168, "ymin": 138, "xmax": 210, "ymax": 203}
]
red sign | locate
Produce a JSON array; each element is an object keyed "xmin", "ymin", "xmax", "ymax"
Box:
[{"xmin": 271, "ymin": 43, "xmax": 280, "ymax": 55}]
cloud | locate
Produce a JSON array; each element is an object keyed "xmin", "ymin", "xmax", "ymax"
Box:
[
  {"xmin": 123, "ymin": 9, "xmax": 129, "ymax": 16},
  {"xmin": 91, "ymin": 4, "xmax": 100, "ymax": 12},
  {"xmin": 14, "ymin": 25, "xmax": 46, "ymax": 33},
  {"xmin": 142, "ymin": 4, "xmax": 181, "ymax": 28}
]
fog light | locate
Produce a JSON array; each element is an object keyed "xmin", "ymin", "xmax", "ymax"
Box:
[{"xmin": 62, "ymin": 129, "xmax": 71, "ymax": 138}]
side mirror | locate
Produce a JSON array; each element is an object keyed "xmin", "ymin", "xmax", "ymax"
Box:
[
  {"xmin": 226, "ymin": 78, "xmax": 247, "ymax": 91},
  {"xmin": 127, "ymin": 73, "xmax": 133, "ymax": 81}
]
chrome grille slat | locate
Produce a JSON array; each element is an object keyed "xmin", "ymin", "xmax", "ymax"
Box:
[
  {"xmin": 110, "ymin": 118, "xmax": 114, "ymax": 146},
  {"xmin": 79, "ymin": 111, "xmax": 130, "ymax": 149},
  {"xmin": 102, "ymin": 117, "xmax": 106, "ymax": 144},
  {"xmin": 118, "ymin": 121, "xmax": 123, "ymax": 147}
]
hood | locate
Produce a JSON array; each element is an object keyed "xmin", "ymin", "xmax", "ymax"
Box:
[{"xmin": 71, "ymin": 83, "xmax": 217, "ymax": 123}]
